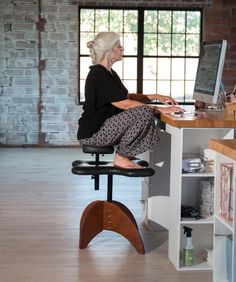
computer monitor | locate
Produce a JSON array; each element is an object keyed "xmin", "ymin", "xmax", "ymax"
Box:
[{"xmin": 193, "ymin": 40, "xmax": 227, "ymax": 105}]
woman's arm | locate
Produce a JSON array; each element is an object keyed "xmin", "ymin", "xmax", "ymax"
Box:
[
  {"xmin": 128, "ymin": 93, "xmax": 178, "ymax": 106},
  {"xmin": 112, "ymin": 99, "xmax": 185, "ymax": 113},
  {"xmin": 112, "ymin": 99, "xmax": 144, "ymax": 110}
]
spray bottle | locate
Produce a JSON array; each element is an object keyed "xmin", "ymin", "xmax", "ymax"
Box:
[{"xmin": 183, "ymin": 226, "xmax": 194, "ymax": 266}]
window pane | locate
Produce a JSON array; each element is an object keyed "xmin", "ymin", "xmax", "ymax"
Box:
[
  {"xmin": 112, "ymin": 60, "xmax": 122, "ymax": 78},
  {"xmin": 172, "ymin": 34, "xmax": 185, "ymax": 56},
  {"xmin": 123, "ymin": 33, "xmax": 137, "ymax": 55},
  {"xmin": 158, "ymin": 11, "xmax": 172, "ymax": 33},
  {"xmin": 80, "ymin": 57, "xmax": 91, "ymax": 79},
  {"xmin": 95, "ymin": 10, "xmax": 109, "ymax": 32},
  {"xmin": 173, "ymin": 11, "xmax": 186, "ymax": 33},
  {"xmin": 186, "ymin": 34, "xmax": 200, "ymax": 56},
  {"xmin": 110, "ymin": 10, "xmax": 123, "ymax": 32},
  {"xmin": 172, "ymin": 59, "xmax": 185, "ymax": 80},
  {"xmin": 171, "ymin": 81, "xmax": 185, "ymax": 101},
  {"xmin": 80, "ymin": 9, "xmax": 94, "ymax": 32},
  {"xmin": 158, "ymin": 34, "xmax": 171, "ymax": 56},
  {"xmin": 144, "ymin": 10, "xmax": 157, "ymax": 33},
  {"xmin": 185, "ymin": 81, "xmax": 195, "ymax": 102},
  {"xmin": 124, "ymin": 10, "xmax": 138, "ymax": 32},
  {"xmin": 187, "ymin": 11, "xmax": 201, "ymax": 34},
  {"xmin": 80, "ymin": 79, "xmax": 86, "ymax": 102},
  {"xmin": 158, "ymin": 58, "xmax": 171, "ymax": 80},
  {"xmin": 80, "ymin": 32, "xmax": 94, "ymax": 54},
  {"xmin": 144, "ymin": 34, "xmax": 157, "ymax": 56},
  {"xmin": 123, "ymin": 80, "xmax": 137, "ymax": 93},
  {"xmin": 157, "ymin": 81, "xmax": 170, "ymax": 95},
  {"xmin": 143, "ymin": 58, "xmax": 157, "ymax": 80},
  {"xmin": 186, "ymin": 58, "xmax": 198, "ymax": 80},
  {"xmin": 143, "ymin": 80, "xmax": 157, "ymax": 94},
  {"xmin": 123, "ymin": 58, "xmax": 137, "ymax": 79}
]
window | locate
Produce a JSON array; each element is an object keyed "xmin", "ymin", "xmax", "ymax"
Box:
[{"xmin": 79, "ymin": 8, "xmax": 202, "ymax": 104}]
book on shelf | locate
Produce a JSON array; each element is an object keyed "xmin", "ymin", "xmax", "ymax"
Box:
[{"xmin": 220, "ymin": 163, "xmax": 234, "ymax": 221}]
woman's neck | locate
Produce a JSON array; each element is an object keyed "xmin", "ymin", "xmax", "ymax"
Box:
[{"xmin": 99, "ymin": 59, "xmax": 113, "ymax": 73}]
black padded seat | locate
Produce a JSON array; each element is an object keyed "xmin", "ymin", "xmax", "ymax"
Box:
[
  {"xmin": 82, "ymin": 145, "xmax": 114, "ymax": 154},
  {"xmin": 72, "ymin": 160, "xmax": 154, "ymax": 177},
  {"xmin": 72, "ymin": 145, "xmax": 114, "ymax": 178}
]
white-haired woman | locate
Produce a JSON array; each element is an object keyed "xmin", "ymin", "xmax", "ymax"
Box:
[{"xmin": 77, "ymin": 31, "xmax": 184, "ymax": 169}]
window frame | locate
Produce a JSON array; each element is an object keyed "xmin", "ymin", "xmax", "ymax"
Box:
[{"xmin": 78, "ymin": 6, "xmax": 203, "ymax": 105}]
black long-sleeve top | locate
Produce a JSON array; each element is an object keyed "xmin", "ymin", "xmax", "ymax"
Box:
[{"xmin": 77, "ymin": 64, "xmax": 128, "ymax": 140}]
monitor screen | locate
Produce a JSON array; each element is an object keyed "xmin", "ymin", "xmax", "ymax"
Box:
[{"xmin": 193, "ymin": 40, "xmax": 227, "ymax": 105}]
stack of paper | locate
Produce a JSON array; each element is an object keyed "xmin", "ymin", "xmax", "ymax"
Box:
[{"xmin": 197, "ymin": 179, "xmax": 214, "ymax": 218}]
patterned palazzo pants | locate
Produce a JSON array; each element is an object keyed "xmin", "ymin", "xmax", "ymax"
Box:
[{"xmin": 79, "ymin": 105, "xmax": 160, "ymax": 158}]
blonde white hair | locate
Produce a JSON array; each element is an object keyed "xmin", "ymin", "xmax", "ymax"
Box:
[{"xmin": 87, "ymin": 32, "xmax": 120, "ymax": 64}]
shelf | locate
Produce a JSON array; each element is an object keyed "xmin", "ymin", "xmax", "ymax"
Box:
[
  {"xmin": 215, "ymin": 214, "xmax": 233, "ymax": 232},
  {"xmin": 181, "ymin": 216, "xmax": 214, "ymax": 224},
  {"xmin": 179, "ymin": 262, "xmax": 212, "ymax": 271},
  {"xmin": 179, "ymin": 256, "xmax": 213, "ymax": 271},
  {"xmin": 182, "ymin": 172, "xmax": 214, "ymax": 177}
]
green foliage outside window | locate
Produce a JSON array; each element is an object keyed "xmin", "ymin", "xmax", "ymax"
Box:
[{"xmin": 143, "ymin": 10, "xmax": 200, "ymax": 56}]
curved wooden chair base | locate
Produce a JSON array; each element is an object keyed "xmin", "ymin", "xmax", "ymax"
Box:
[{"xmin": 79, "ymin": 200, "xmax": 145, "ymax": 254}]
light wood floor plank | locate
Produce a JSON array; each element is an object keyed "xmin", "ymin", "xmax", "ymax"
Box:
[{"xmin": 0, "ymin": 148, "xmax": 212, "ymax": 282}]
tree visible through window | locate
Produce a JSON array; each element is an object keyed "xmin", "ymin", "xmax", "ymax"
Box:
[{"xmin": 79, "ymin": 8, "xmax": 201, "ymax": 104}]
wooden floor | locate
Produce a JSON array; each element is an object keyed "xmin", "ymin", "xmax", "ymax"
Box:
[{"xmin": 0, "ymin": 148, "xmax": 212, "ymax": 282}]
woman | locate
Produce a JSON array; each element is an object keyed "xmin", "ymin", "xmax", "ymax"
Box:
[{"xmin": 77, "ymin": 31, "xmax": 184, "ymax": 169}]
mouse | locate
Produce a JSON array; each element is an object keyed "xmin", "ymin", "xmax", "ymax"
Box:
[{"xmin": 174, "ymin": 111, "xmax": 184, "ymax": 115}]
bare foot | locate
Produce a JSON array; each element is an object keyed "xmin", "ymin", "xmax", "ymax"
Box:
[{"xmin": 113, "ymin": 154, "xmax": 141, "ymax": 169}]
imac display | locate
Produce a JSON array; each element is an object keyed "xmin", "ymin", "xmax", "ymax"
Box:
[{"xmin": 193, "ymin": 40, "xmax": 227, "ymax": 105}]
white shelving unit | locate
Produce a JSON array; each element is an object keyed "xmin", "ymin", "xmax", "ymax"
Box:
[
  {"xmin": 209, "ymin": 140, "xmax": 236, "ymax": 282},
  {"xmin": 167, "ymin": 126, "xmax": 229, "ymax": 271},
  {"xmin": 141, "ymin": 125, "xmax": 234, "ymax": 271}
]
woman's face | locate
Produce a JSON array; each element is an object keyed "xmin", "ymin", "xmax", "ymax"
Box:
[{"xmin": 110, "ymin": 41, "xmax": 124, "ymax": 62}]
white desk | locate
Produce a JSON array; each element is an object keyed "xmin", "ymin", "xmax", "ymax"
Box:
[{"xmin": 141, "ymin": 110, "xmax": 236, "ymax": 271}]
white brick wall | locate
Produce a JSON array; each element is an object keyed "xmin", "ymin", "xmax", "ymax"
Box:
[{"xmin": 0, "ymin": 0, "xmax": 81, "ymax": 145}]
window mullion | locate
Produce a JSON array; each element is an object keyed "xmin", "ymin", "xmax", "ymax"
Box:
[{"xmin": 137, "ymin": 8, "xmax": 144, "ymax": 94}]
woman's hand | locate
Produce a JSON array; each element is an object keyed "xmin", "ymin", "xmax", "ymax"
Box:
[
  {"xmin": 157, "ymin": 94, "xmax": 178, "ymax": 106},
  {"xmin": 230, "ymin": 94, "xmax": 236, "ymax": 102},
  {"xmin": 154, "ymin": 105, "xmax": 185, "ymax": 114}
]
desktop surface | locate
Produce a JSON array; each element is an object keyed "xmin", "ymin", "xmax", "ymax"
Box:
[
  {"xmin": 160, "ymin": 106, "xmax": 236, "ymax": 128},
  {"xmin": 209, "ymin": 139, "xmax": 236, "ymax": 161}
]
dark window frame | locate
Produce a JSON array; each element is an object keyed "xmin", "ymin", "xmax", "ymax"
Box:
[{"xmin": 78, "ymin": 6, "xmax": 203, "ymax": 105}]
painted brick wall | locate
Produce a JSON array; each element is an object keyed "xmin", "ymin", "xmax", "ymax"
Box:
[
  {"xmin": 203, "ymin": 0, "xmax": 236, "ymax": 92},
  {"xmin": 0, "ymin": 0, "xmax": 235, "ymax": 146},
  {"xmin": 0, "ymin": 0, "xmax": 80, "ymax": 146}
]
